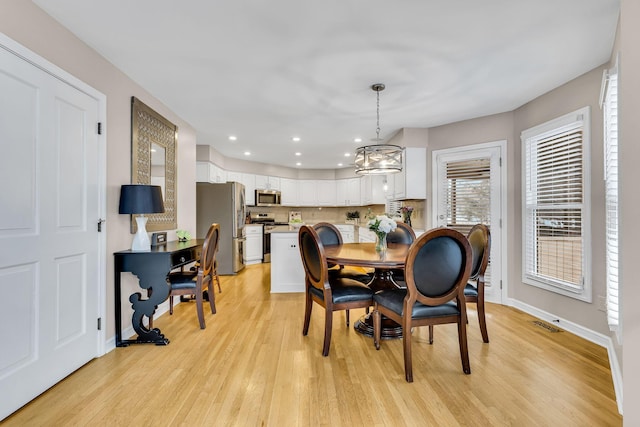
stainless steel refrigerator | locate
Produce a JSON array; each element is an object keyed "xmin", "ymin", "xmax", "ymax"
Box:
[{"xmin": 196, "ymin": 182, "xmax": 246, "ymax": 275}]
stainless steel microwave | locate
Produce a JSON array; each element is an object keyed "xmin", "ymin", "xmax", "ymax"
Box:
[{"xmin": 255, "ymin": 189, "xmax": 281, "ymax": 206}]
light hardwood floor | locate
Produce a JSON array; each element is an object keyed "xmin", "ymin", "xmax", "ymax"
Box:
[{"xmin": 3, "ymin": 263, "xmax": 621, "ymax": 426}]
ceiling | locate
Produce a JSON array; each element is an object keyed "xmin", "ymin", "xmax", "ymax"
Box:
[{"xmin": 33, "ymin": 0, "xmax": 619, "ymax": 171}]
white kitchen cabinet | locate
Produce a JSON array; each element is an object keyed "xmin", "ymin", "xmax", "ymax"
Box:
[
  {"xmin": 336, "ymin": 178, "xmax": 361, "ymax": 206},
  {"xmin": 280, "ymin": 178, "xmax": 299, "ymax": 206},
  {"xmin": 335, "ymin": 224, "xmax": 356, "ymax": 243},
  {"xmin": 255, "ymin": 174, "xmax": 281, "ymax": 190},
  {"xmin": 196, "ymin": 162, "xmax": 226, "ymax": 183},
  {"xmin": 243, "ymin": 224, "xmax": 263, "ymax": 264},
  {"xmin": 385, "ymin": 147, "xmax": 426, "ymax": 200},
  {"xmin": 358, "ymin": 227, "xmax": 376, "ymax": 243},
  {"xmin": 270, "ymin": 231, "xmax": 305, "ymax": 293},
  {"xmin": 317, "ymin": 180, "xmax": 337, "ymax": 206},
  {"xmin": 361, "ymin": 174, "xmax": 387, "ymax": 205},
  {"xmin": 297, "ymin": 180, "xmax": 336, "ymax": 206}
]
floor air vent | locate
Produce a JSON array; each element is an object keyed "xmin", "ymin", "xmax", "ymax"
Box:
[{"xmin": 532, "ymin": 320, "xmax": 563, "ymax": 333}]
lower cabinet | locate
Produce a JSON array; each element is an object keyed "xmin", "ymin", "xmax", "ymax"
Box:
[
  {"xmin": 243, "ymin": 224, "xmax": 263, "ymax": 264},
  {"xmin": 270, "ymin": 232, "xmax": 305, "ymax": 293},
  {"xmin": 335, "ymin": 224, "xmax": 356, "ymax": 243}
]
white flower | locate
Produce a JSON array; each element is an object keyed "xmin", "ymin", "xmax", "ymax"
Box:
[{"xmin": 368, "ymin": 215, "xmax": 398, "ymax": 234}]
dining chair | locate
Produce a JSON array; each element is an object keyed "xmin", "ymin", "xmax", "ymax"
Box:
[
  {"xmin": 299, "ymin": 225, "xmax": 374, "ymax": 356},
  {"xmin": 373, "ymin": 227, "xmax": 473, "ymax": 382},
  {"xmin": 386, "ymin": 222, "xmax": 416, "ymax": 285},
  {"xmin": 166, "ymin": 223, "xmax": 219, "ymax": 329},
  {"xmin": 313, "ymin": 222, "xmax": 372, "ymax": 325},
  {"xmin": 428, "ymin": 224, "xmax": 491, "ymax": 344}
]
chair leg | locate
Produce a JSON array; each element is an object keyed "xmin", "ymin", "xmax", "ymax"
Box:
[
  {"xmin": 477, "ymin": 302, "xmax": 489, "ymax": 343},
  {"xmin": 322, "ymin": 308, "xmax": 333, "ymax": 357},
  {"xmin": 169, "ymin": 295, "xmax": 174, "ymax": 315},
  {"xmin": 195, "ymin": 280, "xmax": 206, "ymax": 329},
  {"xmin": 403, "ymin": 323, "xmax": 413, "ymax": 383},
  {"xmin": 345, "ymin": 309, "xmax": 350, "ymax": 326},
  {"xmin": 207, "ymin": 278, "xmax": 217, "ymax": 315},
  {"xmin": 302, "ymin": 291, "xmax": 313, "ymax": 336},
  {"xmin": 215, "ymin": 272, "xmax": 222, "ymax": 293},
  {"xmin": 457, "ymin": 315, "xmax": 471, "ymax": 374},
  {"xmin": 428, "ymin": 325, "xmax": 434, "ymax": 344}
]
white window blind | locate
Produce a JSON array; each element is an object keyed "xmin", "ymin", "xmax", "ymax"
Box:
[
  {"xmin": 522, "ymin": 108, "xmax": 591, "ymax": 300},
  {"xmin": 444, "ymin": 158, "xmax": 492, "ymax": 286},
  {"xmin": 602, "ymin": 69, "xmax": 619, "ymax": 331}
]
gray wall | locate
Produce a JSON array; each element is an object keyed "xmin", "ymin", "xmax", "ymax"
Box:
[{"xmin": 620, "ymin": 0, "xmax": 640, "ymax": 423}]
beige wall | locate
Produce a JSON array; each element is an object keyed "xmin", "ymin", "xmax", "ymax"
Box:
[
  {"xmin": 620, "ymin": 0, "xmax": 639, "ymax": 422},
  {"xmin": 0, "ymin": 1, "xmax": 197, "ymax": 340}
]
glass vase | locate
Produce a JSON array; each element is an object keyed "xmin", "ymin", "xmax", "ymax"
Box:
[{"xmin": 375, "ymin": 231, "xmax": 388, "ymax": 253}]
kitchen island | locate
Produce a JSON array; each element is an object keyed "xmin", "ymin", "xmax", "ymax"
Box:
[{"xmin": 270, "ymin": 227, "xmax": 305, "ymax": 293}]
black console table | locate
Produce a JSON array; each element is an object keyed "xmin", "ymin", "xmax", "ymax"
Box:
[{"xmin": 114, "ymin": 239, "xmax": 203, "ymax": 347}]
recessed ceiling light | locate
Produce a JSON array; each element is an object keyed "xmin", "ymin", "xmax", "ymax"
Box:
[
  {"xmin": 344, "ymin": 153, "xmax": 351, "ymax": 157},
  {"xmin": 295, "ymin": 152, "xmax": 302, "ymax": 156},
  {"xmin": 337, "ymin": 163, "xmax": 343, "ymax": 167},
  {"xmin": 354, "ymin": 138, "xmax": 362, "ymax": 143},
  {"xmin": 292, "ymin": 137, "xmax": 301, "ymax": 142},
  {"xmin": 296, "ymin": 162, "xmax": 301, "ymax": 166},
  {"xmin": 244, "ymin": 151, "xmax": 251, "ymax": 156},
  {"xmin": 229, "ymin": 135, "xmax": 237, "ymax": 141}
]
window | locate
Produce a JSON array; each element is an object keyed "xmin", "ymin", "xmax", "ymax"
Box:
[
  {"xmin": 601, "ymin": 66, "xmax": 619, "ymax": 335},
  {"xmin": 521, "ymin": 107, "xmax": 591, "ymax": 301}
]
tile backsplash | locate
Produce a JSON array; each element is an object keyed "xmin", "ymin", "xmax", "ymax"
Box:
[{"xmin": 248, "ymin": 201, "xmax": 426, "ymax": 230}]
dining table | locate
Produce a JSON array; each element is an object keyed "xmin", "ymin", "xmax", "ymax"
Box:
[{"xmin": 324, "ymin": 242, "xmax": 411, "ymax": 339}]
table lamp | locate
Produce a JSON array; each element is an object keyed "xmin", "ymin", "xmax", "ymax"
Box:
[{"xmin": 119, "ymin": 184, "xmax": 165, "ymax": 251}]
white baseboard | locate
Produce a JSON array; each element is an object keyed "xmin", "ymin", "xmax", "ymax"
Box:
[{"xmin": 508, "ymin": 298, "xmax": 623, "ymax": 415}]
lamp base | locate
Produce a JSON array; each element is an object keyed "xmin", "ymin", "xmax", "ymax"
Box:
[{"xmin": 131, "ymin": 215, "xmax": 151, "ymax": 251}]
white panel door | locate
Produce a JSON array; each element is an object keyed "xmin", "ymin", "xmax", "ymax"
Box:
[
  {"xmin": 0, "ymin": 43, "xmax": 101, "ymax": 419},
  {"xmin": 432, "ymin": 142, "xmax": 505, "ymax": 304}
]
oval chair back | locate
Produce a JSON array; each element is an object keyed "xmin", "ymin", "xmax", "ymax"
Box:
[{"xmin": 387, "ymin": 222, "xmax": 416, "ymax": 245}]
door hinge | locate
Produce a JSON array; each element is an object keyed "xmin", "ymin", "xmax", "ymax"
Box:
[
  {"xmin": 97, "ymin": 317, "xmax": 102, "ymax": 330},
  {"xmin": 97, "ymin": 218, "xmax": 105, "ymax": 232},
  {"xmin": 97, "ymin": 122, "xmax": 103, "ymax": 135},
  {"xmin": 499, "ymin": 218, "xmax": 502, "ymax": 228},
  {"xmin": 500, "ymin": 280, "xmax": 503, "ymax": 290},
  {"xmin": 499, "ymin": 157, "xmax": 502, "ymax": 167}
]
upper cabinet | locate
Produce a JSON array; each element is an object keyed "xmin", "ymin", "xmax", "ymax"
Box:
[
  {"xmin": 255, "ymin": 175, "xmax": 281, "ymax": 190},
  {"xmin": 336, "ymin": 178, "xmax": 361, "ymax": 206},
  {"xmin": 385, "ymin": 147, "xmax": 426, "ymax": 201},
  {"xmin": 280, "ymin": 178, "xmax": 299, "ymax": 206},
  {"xmin": 361, "ymin": 174, "xmax": 387, "ymax": 205},
  {"xmin": 196, "ymin": 162, "xmax": 227, "ymax": 183},
  {"xmin": 299, "ymin": 180, "xmax": 337, "ymax": 206}
]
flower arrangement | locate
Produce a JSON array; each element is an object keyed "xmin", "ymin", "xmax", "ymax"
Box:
[
  {"xmin": 368, "ymin": 214, "xmax": 397, "ymax": 252},
  {"xmin": 401, "ymin": 206, "xmax": 414, "ymax": 226}
]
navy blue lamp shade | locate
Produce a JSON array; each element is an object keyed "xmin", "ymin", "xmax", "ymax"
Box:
[
  {"xmin": 119, "ymin": 185, "xmax": 165, "ymax": 251},
  {"xmin": 119, "ymin": 185, "xmax": 165, "ymax": 215}
]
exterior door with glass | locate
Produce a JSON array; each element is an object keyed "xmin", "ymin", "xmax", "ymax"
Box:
[{"xmin": 432, "ymin": 142, "xmax": 505, "ymax": 304}]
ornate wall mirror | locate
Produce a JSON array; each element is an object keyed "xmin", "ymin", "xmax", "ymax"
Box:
[{"xmin": 131, "ymin": 96, "xmax": 177, "ymax": 231}]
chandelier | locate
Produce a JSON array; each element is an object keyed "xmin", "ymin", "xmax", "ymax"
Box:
[{"xmin": 354, "ymin": 83, "xmax": 403, "ymax": 175}]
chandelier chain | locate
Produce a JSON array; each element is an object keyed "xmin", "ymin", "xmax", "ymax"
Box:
[{"xmin": 376, "ymin": 88, "xmax": 381, "ymax": 140}]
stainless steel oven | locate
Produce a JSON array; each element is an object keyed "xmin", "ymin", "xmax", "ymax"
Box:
[{"xmin": 250, "ymin": 213, "xmax": 288, "ymax": 263}]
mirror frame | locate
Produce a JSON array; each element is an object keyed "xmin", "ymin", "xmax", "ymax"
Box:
[{"xmin": 131, "ymin": 96, "xmax": 178, "ymax": 232}]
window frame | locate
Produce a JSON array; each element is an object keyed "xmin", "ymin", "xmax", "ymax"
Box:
[
  {"xmin": 520, "ymin": 107, "xmax": 592, "ymax": 302},
  {"xmin": 601, "ymin": 64, "xmax": 620, "ymax": 338}
]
